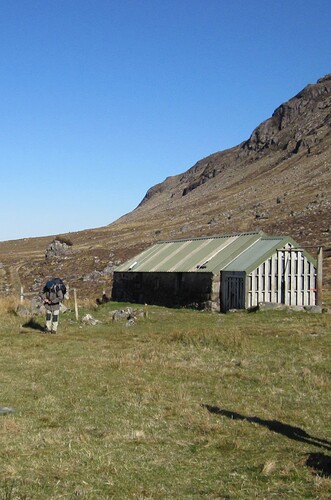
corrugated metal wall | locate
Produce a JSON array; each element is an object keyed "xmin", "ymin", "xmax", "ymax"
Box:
[{"xmin": 247, "ymin": 245, "xmax": 317, "ymax": 308}]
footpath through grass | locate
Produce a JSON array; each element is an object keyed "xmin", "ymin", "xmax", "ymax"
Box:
[{"xmin": 0, "ymin": 301, "xmax": 330, "ymax": 499}]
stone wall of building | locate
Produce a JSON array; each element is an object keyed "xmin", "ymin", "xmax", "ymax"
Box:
[{"xmin": 112, "ymin": 271, "xmax": 215, "ymax": 309}]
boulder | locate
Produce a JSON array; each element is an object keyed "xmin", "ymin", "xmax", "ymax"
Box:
[
  {"xmin": 82, "ymin": 314, "xmax": 101, "ymax": 326},
  {"xmin": 45, "ymin": 239, "xmax": 72, "ymax": 259}
]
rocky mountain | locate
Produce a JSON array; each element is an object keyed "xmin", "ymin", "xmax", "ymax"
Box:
[
  {"xmin": 129, "ymin": 73, "xmax": 330, "ymax": 234},
  {"xmin": 0, "ymin": 74, "xmax": 330, "ymax": 301}
]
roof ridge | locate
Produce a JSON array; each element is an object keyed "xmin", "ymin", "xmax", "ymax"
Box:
[{"xmin": 158, "ymin": 231, "xmax": 266, "ymax": 244}]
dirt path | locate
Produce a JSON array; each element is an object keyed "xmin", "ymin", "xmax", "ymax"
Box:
[
  {"xmin": 0, "ymin": 263, "xmax": 23, "ymax": 297},
  {"xmin": 0, "ymin": 265, "xmax": 8, "ymax": 294}
]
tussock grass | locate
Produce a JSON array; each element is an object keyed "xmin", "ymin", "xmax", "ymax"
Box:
[
  {"xmin": 0, "ymin": 295, "xmax": 19, "ymax": 315},
  {"xmin": 0, "ymin": 303, "xmax": 330, "ymax": 498}
]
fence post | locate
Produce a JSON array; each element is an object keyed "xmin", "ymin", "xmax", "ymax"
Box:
[
  {"xmin": 20, "ymin": 286, "xmax": 24, "ymax": 303},
  {"xmin": 73, "ymin": 288, "xmax": 79, "ymax": 321},
  {"xmin": 316, "ymin": 246, "xmax": 323, "ymax": 307}
]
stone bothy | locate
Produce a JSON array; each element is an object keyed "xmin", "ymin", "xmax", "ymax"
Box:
[{"xmin": 111, "ymin": 232, "xmax": 317, "ymax": 312}]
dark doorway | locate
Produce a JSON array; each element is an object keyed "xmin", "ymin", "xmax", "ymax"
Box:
[{"xmin": 221, "ymin": 273, "xmax": 245, "ymax": 312}]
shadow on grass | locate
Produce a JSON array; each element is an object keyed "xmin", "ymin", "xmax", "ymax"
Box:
[
  {"xmin": 203, "ymin": 405, "xmax": 331, "ymax": 451},
  {"xmin": 21, "ymin": 319, "xmax": 45, "ymax": 332},
  {"xmin": 305, "ymin": 452, "xmax": 331, "ymax": 477}
]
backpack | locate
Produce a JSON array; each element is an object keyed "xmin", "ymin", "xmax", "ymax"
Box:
[{"xmin": 45, "ymin": 278, "xmax": 67, "ymax": 298}]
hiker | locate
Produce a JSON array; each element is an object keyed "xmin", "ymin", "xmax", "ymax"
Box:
[{"xmin": 40, "ymin": 278, "xmax": 66, "ymax": 334}]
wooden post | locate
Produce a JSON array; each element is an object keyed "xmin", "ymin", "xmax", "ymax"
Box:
[
  {"xmin": 73, "ymin": 288, "xmax": 79, "ymax": 321},
  {"xmin": 316, "ymin": 246, "xmax": 323, "ymax": 307},
  {"xmin": 20, "ymin": 286, "xmax": 24, "ymax": 303}
]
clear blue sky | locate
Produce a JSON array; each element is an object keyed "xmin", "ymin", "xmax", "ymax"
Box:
[{"xmin": 0, "ymin": 0, "xmax": 330, "ymax": 242}]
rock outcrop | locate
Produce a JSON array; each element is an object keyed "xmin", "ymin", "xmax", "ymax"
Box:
[{"xmin": 45, "ymin": 238, "xmax": 73, "ymax": 259}]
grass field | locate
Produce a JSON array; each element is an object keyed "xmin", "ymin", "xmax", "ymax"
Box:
[{"xmin": 0, "ymin": 299, "xmax": 330, "ymax": 499}]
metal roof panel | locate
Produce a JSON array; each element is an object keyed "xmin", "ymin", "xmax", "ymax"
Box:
[
  {"xmin": 114, "ymin": 232, "xmax": 265, "ymax": 273},
  {"xmin": 223, "ymin": 238, "xmax": 286, "ymax": 272}
]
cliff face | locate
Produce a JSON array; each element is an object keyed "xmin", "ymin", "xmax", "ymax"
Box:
[
  {"xmin": 138, "ymin": 74, "xmax": 331, "ymax": 207},
  {"xmin": 244, "ymin": 74, "xmax": 331, "ymax": 154}
]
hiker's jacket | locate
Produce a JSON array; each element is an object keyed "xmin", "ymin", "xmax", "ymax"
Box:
[{"xmin": 40, "ymin": 288, "xmax": 64, "ymax": 311}]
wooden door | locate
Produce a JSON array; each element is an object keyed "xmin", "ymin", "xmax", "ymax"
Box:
[{"xmin": 221, "ymin": 274, "xmax": 245, "ymax": 312}]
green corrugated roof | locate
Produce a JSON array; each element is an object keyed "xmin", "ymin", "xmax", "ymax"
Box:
[
  {"xmin": 223, "ymin": 236, "xmax": 317, "ymax": 273},
  {"xmin": 115, "ymin": 232, "xmax": 264, "ymax": 273},
  {"xmin": 114, "ymin": 232, "xmax": 316, "ymax": 275},
  {"xmin": 223, "ymin": 237, "xmax": 287, "ymax": 273}
]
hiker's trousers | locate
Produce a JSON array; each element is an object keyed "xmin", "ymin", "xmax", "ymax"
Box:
[{"xmin": 45, "ymin": 304, "xmax": 60, "ymax": 333}]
